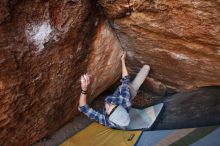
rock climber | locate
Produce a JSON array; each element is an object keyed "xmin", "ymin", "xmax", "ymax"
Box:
[{"xmin": 78, "ymin": 51, "xmax": 150, "ymax": 129}]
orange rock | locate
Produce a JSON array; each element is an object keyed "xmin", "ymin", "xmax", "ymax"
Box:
[
  {"xmin": 99, "ymin": 0, "xmax": 220, "ymax": 91},
  {"xmin": 0, "ymin": 1, "xmax": 122, "ymax": 146},
  {"xmin": 87, "ymin": 19, "xmax": 123, "ymax": 99},
  {"xmin": 1, "ymin": 0, "xmax": 220, "ymax": 145}
]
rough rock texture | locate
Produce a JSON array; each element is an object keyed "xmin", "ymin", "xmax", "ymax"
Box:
[
  {"xmin": 0, "ymin": 1, "xmax": 122, "ymax": 145},
  {"xmin": 98, "ymin": 0, "xmax": 131, "ymax": 19},
  {"xmin": 1, "ymin": 0, "xmax": 220, "ymax": 145},
  {"xmin": 87, "ymin": 19, "xmax": 123, "ymax": 99},
  {"xmin": 142, "ymin": 77, "xmax": 167, "ymax": 96},
  {"xmin": 156, "ymin": 86, "xmax": 220, "ymax": 130},
  {"xmin": 99, "ymin": 0, "xmax": 220, "ymax": 90}
]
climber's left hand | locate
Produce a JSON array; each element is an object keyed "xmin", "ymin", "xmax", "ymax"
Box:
[{"xmin": 80, "ymin": 73, "xmax": 90, "ymax": 91}]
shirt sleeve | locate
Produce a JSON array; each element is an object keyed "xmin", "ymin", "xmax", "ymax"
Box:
[
  {"xmin": 118, "ymin": 75, "xmax": 132, "ymax": 110},
  {"xmin": 78, "ymin": 104, "xmax": 107, "ymax": 126},
  {"xmin": 105, "ymin": 76, "xmax": 131, "ymax": 111},
  {"xmin": 120, "ymin": 85, "xmax": 132, "ymax": 111},
  {"xmin": 120, "ymin": 75, "xmax": 130, "ymax": 84},
  {"xmin": 112, "ymin": 75, "xmax": 130, "ymax": 97},
  {"xmin": 120, "ymin": 75, "xmax": 131, "ymax": 100}
]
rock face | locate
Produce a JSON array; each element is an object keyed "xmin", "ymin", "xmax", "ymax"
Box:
[
  {"xmin": 156, "ymin": 86, "xmax": 220, "ymax": 130},
  {"xmin": 1, "ymin": 0, "xmax": 220, "ymax": 145},
  {"xmin": 87, "ymin": 19, "xmax": 123, "ymax": 99},
  {"xmin": 99, "ymin": 0, "xmax": 220, "ymax": 90},
  {"xmin": 0, "ymin": 1, "xmax": 122, "ymax": 145}
]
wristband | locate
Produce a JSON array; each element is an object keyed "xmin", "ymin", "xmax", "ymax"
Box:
[{"xmin": 81, "ymin": 90, "xmax": 87, "ymax": 94}]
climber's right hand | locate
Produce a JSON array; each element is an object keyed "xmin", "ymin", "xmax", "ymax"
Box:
[{"xmin": 121, "ymin": 50, "xmax": 126, "ymax": 62}]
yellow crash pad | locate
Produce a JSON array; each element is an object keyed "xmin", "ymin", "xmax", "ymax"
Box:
[{"xmin": 60, "ymin": 123, "xmax": 142, "ymax": 146}]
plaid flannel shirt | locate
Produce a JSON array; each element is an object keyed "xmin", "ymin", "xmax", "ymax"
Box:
[{"xmin": 78, "ymin": 75, "xmax": 131, "ymax": 128}]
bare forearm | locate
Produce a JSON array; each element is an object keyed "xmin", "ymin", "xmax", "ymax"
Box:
[
  {"xmin": 79, "ymin": 93, "xmax": 87, "ymax": 107},
  {"xmin": 122, "ymin": 60, "xmax": 128, "ymax": 77}
]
